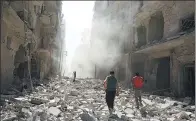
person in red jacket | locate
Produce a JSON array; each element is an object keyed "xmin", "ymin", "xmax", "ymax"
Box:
[{"xmin": 132, "ymin": 72, "xmax": 144, "ymax": 109}]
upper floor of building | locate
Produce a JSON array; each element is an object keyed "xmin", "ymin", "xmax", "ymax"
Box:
[
  {"xmin": 2, "ymin": 1, "xmax": 64, "ymax": 52},
  {"xmin": 91, "ymin": 1, "xmax": 195, "ymax": 54},
  {"xmin": 133, "ymin": 1, "xmax": 195, "ymax": 51}
]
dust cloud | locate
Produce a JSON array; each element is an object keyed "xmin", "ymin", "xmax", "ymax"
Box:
[
  {"xmin": 67, "ymin": 1, "xmax": 141, "ymax": 78},
  {"xmin": 69, "ymin": 15, "xmax": 124, "ymax": 78}
]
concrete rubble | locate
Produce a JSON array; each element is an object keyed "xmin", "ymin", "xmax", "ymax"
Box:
[{"xmin": 0, "ymin": 77, "xmax": 195, "ymax": 121}]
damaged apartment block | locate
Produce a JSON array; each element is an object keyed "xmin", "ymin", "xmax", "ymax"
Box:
[
  {"xmin": 133, "ymin": 2, "xmax": 195, "ymax": 98},
  {"xmin": 1, "ymin": 1, "xmax": 65, "ymax": 92},
  {"xmin": 90, "ymin": 1, "xmax": 195, "ymax": 98}
]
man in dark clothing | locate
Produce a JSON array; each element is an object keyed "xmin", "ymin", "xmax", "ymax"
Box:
[
  {"xmin": 73, "ymin": 71, "xmax": 76, "ymax": 82},
  {"xmin": 131, "ymin": 72, "xmax": 144, "ymax": 109},
  {"xmin": 104, "ymin": 71, "xmax": 119, "ymax": 114}
]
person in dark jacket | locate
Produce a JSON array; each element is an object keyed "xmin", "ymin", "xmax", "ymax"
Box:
[
  {"xmin": 73, "ymin": 71, "xmax": 76, "ymax": 82},
  {"xmin": 104, "ymin": 71, "xmax": 119, "ymax": 114}
]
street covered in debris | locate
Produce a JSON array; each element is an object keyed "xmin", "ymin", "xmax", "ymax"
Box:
[
  {"xmin": 1, "ymin": 77, "xmax": 195, "ymax": 121},
  {"xmin": 1, "ymin": 1, "xmax": 195, "ymax": 121}
]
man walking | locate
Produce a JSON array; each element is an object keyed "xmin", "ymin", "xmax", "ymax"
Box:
[
  {"xmin": 104, "ymin": 71, "xmax": 119, "ymax": 114},
  {"xmin": 73, "ymin": 71, "xmax": 76, "ymax": 82},
  {"xmin": 132, "ymin": 72, "xmax": 144, "ymax": 109}
]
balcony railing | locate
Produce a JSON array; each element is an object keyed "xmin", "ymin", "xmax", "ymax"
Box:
[{"xmin": 180, "ymin": 18, "xmax": 195, "ymax": 32}]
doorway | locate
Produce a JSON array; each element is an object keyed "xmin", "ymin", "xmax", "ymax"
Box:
[
  {"xmin": 156, "ymin": 57, "xmax": 170, "ymax": 90},
  {"xmin": 183, "ymin": 64, "xmax": 195, "ymax": 97}
]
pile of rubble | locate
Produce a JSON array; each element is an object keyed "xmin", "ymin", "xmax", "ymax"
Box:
[{"xmin": 0, "ymin": 77, "xmax": 195, "ymax": 121}]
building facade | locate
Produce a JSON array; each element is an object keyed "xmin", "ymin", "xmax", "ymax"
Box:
[
  {"xmin": 1, "ymin": 1, "xmax": 65, "ymax": 91},
  {"xmin": 90, "ymin": 1, "xmax": 195, "ymax": 97}
]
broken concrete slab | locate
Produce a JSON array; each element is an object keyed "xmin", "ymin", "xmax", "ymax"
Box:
[
  {"xmin": 80, "ymin": 112, "xmax": 97, "ymax": 121},
  {"xmin": 124, "ymin": 108, "xmax": 134, "ymax": 114},
  {"xmin": 30, "ymin": 97, "xmax": 48, "ymax": 105},
  {"xmin": 1, "ymin": 113, "xmax": 17, "ymax": 121},
  {"xmin": 48, "ymin": 107, "xmax": 61, "ymax": 116},
  {"xmin": 70, "ymin": 90, "xmax": 79, "ymax": 96}
]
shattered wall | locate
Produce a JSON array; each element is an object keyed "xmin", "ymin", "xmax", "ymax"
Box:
[
  {"xmin": 1, "ymin": 1, "xmax": 63, "ymax": 91},
  {"xmin": 1, "ymin": 2, "xmax": 29, "ymax": 90}
]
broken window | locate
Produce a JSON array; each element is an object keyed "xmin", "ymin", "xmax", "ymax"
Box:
[
  {"xmin": 148, "ymin": 11, "xmax": 164, "ymax": 43},
  {"xmin": 180, "ymin": 13, "xmax": 195, "ymax": 32},
  {"xmin": 136, "ymin": 26, "xmax": 147, "ymax": 48}
]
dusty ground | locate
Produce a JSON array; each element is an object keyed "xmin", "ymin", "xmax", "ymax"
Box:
[{"xmin": 0, "ymin": 77, "xmax": 195, "ymax": 121}]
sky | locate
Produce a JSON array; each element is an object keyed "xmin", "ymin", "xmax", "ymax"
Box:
[{"xmin": 61, "ymin": 1, "xmax": 95, "ymax": 74}]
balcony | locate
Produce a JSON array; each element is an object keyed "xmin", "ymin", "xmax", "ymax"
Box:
[
  {"xmin": 134, "ymin": 30, "xmax": 195, "ymax": 54},
  {"xmin": 134, "ymin": 13, "xmax": 195, "ymax": 54}
]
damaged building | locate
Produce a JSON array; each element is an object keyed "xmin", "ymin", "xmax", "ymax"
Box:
[
  {"xmin": 90, "ymin": 1, "xmax": 195, "ymax": 97},
  {"xmin": 1, "ymin": 1, "xmax": 65, "ymax": 91},
  {"xmin": 132, "ymin": 1, "xmax": 195, "ymax": 97}
]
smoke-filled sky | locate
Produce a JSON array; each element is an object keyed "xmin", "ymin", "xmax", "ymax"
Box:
[{"xmin": 62, "ymin": 1, "xmax": 95, "ymax": 74}]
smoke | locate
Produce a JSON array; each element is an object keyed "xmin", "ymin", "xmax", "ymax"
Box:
[
  {"xmin": 68, "ymin": 18, "xmax": 124, "ymax": 78},
  {"xmin": 88, "ymin": 11, "xmax": 125, "ymax": 77},
  {"xmin": 70, "ymin": 43, "xmax": 92, "ymax": 78},
  {"xmin": 66, "ymin": 1, "xmax": 141, "ymax": 78}
]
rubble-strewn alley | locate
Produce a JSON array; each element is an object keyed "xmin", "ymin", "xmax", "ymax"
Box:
[
  {"xmin": 1, "ymin": 1, "xmax": 195, "ymax": 121},
  {"xmin": 1, "ymin": 77, "xmax": 195, "ymax": 121}
]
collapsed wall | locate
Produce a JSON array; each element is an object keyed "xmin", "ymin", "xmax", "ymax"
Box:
[{"xmin": 1, "ymin": 1, "xmax": 64, "ymax": 91}]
